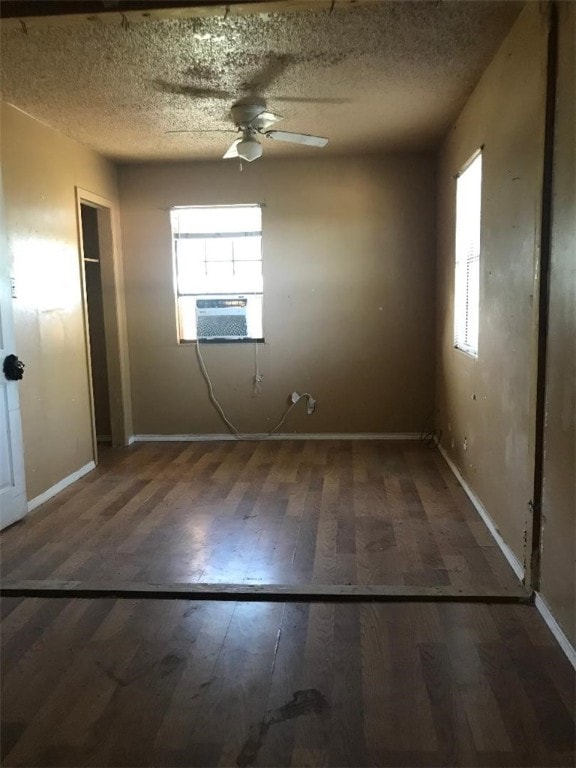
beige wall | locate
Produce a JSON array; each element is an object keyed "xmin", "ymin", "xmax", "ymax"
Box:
[
  {"xmin": 1, "ymin": 103, "xmax": 131, "ymax": 500},
  {"xmin": 119, "ymin": 154, "xmax": 436, "ymax": 435},
  {"xmin": 435, "ymin": 4, "xmax": 547, "ymax": 568},
  {"xmin": 540, "ymin": 2, "xmax": 576, "ymax": 646}
]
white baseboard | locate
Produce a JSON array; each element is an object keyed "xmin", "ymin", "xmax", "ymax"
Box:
[
  {"xmin": 131, "ymin": 432, "xmax": 421, "ymax": 442},
  {"xmin": 27, "ymin": 461, "xmax": 96, "ymax": 513},
  {"xmin": 438, "ymin": 445, "xmax": 525, "ymax": 581},
  {"xmin": 438, "ymin": 448, "xmax": 576, "ymax": 668},
  {"xmin": 534, "ymin": 593, "xmax": 576, "ymax": 669}
]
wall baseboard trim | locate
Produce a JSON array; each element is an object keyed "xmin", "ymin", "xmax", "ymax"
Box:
[
  {"xmin": 534, "ymin": 593, "xmax": 576, "ymax": 668},
  {"xmin": 27, "ymin": 461, "xmax": 96, "ymax": 513},
  {"xmin": 131, "ymin": 432, "xmax": 421, "ymax": 442},
  {"xmin": 438, "ymin": 445, "xmax": 525, "ymax": 581}
]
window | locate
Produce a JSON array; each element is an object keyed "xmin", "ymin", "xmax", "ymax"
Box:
[
  {"xmin": 454, "ymin": 151, "xmax": 482, "ymax": 356},
  {"xmin": 172, "ymin": 205, "xmax": 263, "ymax": 342}
]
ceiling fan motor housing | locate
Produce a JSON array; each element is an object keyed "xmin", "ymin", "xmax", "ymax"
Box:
[{"xmin": 231, "ymin": 104, "xmax": 266, "ymax": 129}]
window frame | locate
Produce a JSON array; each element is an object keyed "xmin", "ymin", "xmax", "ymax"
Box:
[
  {"xmin": 171, "ymin": 204, "xmax": 264, "ymax": 344},
  {"xmin": 453, "ymin": 149, "xmax": 483, "ymax": 358}
]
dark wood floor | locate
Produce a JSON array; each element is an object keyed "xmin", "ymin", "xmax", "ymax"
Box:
[
  {"xmin": 1, "ymin": 597, "xmax": 574, "ymax": 767},
  {"xmin": 1, "ymin": 441, "xmax": 574, "ymax": 766},
  {"xmin": 1, "ymin": 441, "xmax": 520, "ymax": 590}
]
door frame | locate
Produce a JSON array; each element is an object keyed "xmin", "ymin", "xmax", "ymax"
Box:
[
  {"xmin": 0, "ymin": 163, "xmax": 27, "ymax": 528},
  {"xmin": 76, "ymin": 188, "xmax": 129, "ymax": 455}
]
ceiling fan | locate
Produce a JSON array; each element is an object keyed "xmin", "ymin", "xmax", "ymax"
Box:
[
  {"xmin": 226, "ymin": 104, "xmax": 328, "ymax": 162},
  {"xmin": 168, "ymin": 103, "xmax": 328, "ymax": 162}
]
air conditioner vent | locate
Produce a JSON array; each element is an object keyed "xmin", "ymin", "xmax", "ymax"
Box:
[{"xmin": 196, "ymin": 297, "xmax": 248, "ymax": 340}]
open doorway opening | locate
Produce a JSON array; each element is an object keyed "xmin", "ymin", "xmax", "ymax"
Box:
[
  {"xmin": 80, "ymin": 203, "xmax": 112, "ymax": 446},
  {"xmin": 76, "ymin": 188, "xmax": 129, "ymax": 459}
]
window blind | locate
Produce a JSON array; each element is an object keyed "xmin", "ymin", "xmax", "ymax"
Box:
[{"xmin": 454, "ymin": 153, "xmax": 482, "ymax": 355}]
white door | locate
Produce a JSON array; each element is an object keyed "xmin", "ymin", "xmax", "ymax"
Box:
[{"xmin": 0, "ymin": 167, "xmax": 27, "ymax": 529}]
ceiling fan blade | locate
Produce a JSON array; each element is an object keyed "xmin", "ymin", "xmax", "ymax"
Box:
[
  {"xmin": 265, "ymin": 131, "xmax": 328, "ymax": 147},
  {"xmin": 165, "ymin": 129, "xmax": 234, "ymax": 134},
  {"xmin": 271, "ymin": 96, "xmax": 352, "ymax": 105},
  {"xmin": 249, "ymin": 111, "xmax": 283, "ymax": 131},
  {"xmin": 223, "ymin": 138, "xmax": 241, "ymax": 159}
]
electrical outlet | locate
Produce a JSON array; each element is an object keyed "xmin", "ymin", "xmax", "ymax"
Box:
[
  {"xmin": 306, "ymin": 397, "xmax": 316, "ymax": 415},
  {"xmin": 463, "ymin": 436, "xmax": 468, "ymax": 451}
]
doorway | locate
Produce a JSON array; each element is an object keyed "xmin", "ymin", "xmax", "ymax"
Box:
[
  {"xmin": 76, "ymin": 189, "xmax": 129, "ymax": 458},
  {"xmin": 80, "ymin": 203, "xmax": 112, "ymax": 446}
]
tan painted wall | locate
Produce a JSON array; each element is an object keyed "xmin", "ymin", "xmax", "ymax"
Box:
[
  {"xmin": 540, "ymin": 2, "xmax": 576, "ymax": 646},
  {"xmin": 119, "ymin": 154, "xmax": 436, "ymax": 435},
  {"xmin": 1, "ymin": 103, "xmax": 131, "ymax": 500},
  {"xmin": 435, "ymin": 4, "xmax": 547, "ymax": 568}
]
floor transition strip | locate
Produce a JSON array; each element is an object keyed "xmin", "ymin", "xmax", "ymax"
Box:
[{"xmin": 0, "ymin": 580, "xmax": 532, "ymax": 603}]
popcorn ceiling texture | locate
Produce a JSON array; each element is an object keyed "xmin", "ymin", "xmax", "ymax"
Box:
[{"xmin": 0, "ymin": 1, "xmax": 521, "ymax": 161}]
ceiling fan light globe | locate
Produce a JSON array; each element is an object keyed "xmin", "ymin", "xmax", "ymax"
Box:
[{"xmin": 237, "ymin": 138, "xmax": 263, "ymax": 162}]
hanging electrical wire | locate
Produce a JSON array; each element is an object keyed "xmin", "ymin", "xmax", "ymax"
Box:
[{"xmin": 194, "ymin": 341, "xmax": 310, "ymax": 438}]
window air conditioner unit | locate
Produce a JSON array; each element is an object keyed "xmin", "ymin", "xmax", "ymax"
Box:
[{"xmin": 195, "ymin": 297, "xmax": 248, "ymax": 340}]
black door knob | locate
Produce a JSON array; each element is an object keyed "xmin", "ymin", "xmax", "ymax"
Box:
[{"xmin": 3, "ymin": 354, "xmax": 25, "ymax": 381}]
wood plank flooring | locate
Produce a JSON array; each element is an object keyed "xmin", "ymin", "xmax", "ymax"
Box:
[
  {"xmin": 1, "ymin": 598, "xmax": 574, "ymax": 767},
  {"xmin": 0, "ymin": 441, "xmax": 521, "ymax": 590},
  {"xmin": 1, "ymin": 441, "xmax": 573, "ymax": 767}
]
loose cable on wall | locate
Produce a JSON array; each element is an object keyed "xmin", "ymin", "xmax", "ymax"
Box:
[
  {"xmin": 195, "ymin": 341, "xmax": 241, "ymax": 435},
  {"xmin": 253, "ymin": 341, "xmax": 263, "ymax": 396},
  {"xmin": 420, "ymin": 412, "xmax": 442, "ymax": 448},
  {"xmin": 420, "ymin": 428, "xmax": 442, "ymax": 448},
  {"xmin": 194, "ymin": 341, "xmax": 312, "ymax": 438},
  {"xmin": 268, "ymin": 393, "xmax": 314, "ymax": 434}
]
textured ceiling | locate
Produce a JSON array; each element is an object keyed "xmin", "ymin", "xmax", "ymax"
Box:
[{"xmin": 0, "ymin": 1, "xmax": 521, "ymax": 162}]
